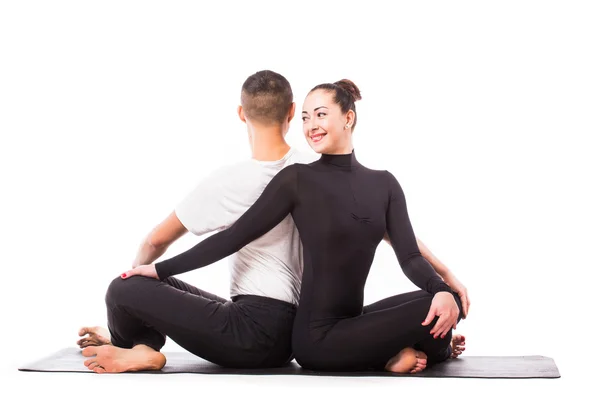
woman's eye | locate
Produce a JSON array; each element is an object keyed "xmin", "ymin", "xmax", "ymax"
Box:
[{"xmin": 317, "ymin": 112, "xmax": 326, "ymax": 117}]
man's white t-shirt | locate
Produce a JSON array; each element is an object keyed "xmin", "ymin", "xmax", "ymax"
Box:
[{"xmin": 175, "ymin": 147, "xmax": 319, "ymax": 305}]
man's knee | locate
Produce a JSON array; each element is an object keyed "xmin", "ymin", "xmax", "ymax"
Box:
[{"xmin": 105, "ymin": 275, "xmax": 142, "ymax": 307}]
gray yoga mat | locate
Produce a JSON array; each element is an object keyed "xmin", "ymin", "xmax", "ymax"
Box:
[{"xmin": 18, "ymin": 347, "xmax": 560, "ymax": 378}]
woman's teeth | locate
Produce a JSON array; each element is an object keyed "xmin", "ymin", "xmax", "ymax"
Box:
[{"xmin": 311, "ymin": 134, "xmax": 326, "ymax": 142}]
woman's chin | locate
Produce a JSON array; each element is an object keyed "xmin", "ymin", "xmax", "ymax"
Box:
[{"xmin": 308, "ymin": 140, "xmax": 327, "ymax": 154}]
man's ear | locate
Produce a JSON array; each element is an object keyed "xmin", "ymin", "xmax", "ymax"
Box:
[
  {"xmin": 238, "ymin": 105, "xmax": 246, "ymax": 123},
  {"xmin": 287, "ymin": 102, "xmax": 296, "ymax": 123}
]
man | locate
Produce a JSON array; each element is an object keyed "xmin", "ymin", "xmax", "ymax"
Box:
[{"xmin": 78, "ymin": 70, "xmax": 469, "ymax": 373}]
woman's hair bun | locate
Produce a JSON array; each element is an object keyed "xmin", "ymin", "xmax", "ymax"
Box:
[{"xmin": 334, "ymin": 79, "xmax": 362, "ymax": 101}]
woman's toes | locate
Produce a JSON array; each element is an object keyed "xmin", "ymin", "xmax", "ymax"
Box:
[
  {"xmin": 411, "ymin": 352, "xmax": 427, "ymax": 373},
  {"xmin": 385, "ymin": 348, "xmax": 418, "ymax": 373}
]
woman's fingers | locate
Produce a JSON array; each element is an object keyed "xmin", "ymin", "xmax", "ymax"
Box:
[{"xmin": 121, "ymin": 269, "xmax": 137, "ymax": 279}]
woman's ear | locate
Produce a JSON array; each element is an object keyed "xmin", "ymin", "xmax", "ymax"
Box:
[{"xmin": 345, "ymin": 110, "xmax": 355, "ymax": 129}]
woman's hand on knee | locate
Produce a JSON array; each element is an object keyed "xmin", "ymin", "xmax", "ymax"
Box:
[
  {"xmin": 422, "ymin": 292, "xmax": 460, "ymax": 339},
  {"xmin": 120, "ymin": 264, "xmax": 159, "ymax": 280}
]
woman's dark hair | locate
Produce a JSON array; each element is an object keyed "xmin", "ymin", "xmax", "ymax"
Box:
[{"xmin": 310, "ymin": 79, "xmax": 362, "ymax": 130}]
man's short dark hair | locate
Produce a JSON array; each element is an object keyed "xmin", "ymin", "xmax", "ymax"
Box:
[{"xmin": 241, "ymin": 70, "xmax": 293, "ymax": 124}]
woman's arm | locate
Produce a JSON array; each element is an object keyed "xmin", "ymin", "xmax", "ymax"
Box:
[
  {"xmin": 383, "ymin": 234, "xmax": 446, "ymax": 278},
  {"xmin": 153, "ymin": 165, "xmax": 298, "ymax": 280},
  {"xmin": 384, "ymin": 171, "xmax": 452, "ymax": 295},
  {"xmin": 384, "ymin": 219, "xmax": 471, "ymax": 318}
]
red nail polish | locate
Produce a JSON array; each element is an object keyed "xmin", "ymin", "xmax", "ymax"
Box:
[{"xmin": 121, "ymin": 273, "xmax": 126, "ymax": 278}]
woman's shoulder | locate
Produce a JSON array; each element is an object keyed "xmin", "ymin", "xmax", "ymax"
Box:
[{"xmin": 359, "ymin": 164, "xmax": 394, "ymax": 180}]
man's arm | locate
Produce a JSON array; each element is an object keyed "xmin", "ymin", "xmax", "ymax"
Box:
[
  {"xmin": 131, "ymin": 211, "xmax": 188, "ymax": 267},
  {"xmin": 131, "ymin": 162, "xmax": 249, "ymax": 268},
  {"xmin": 383, "ymin": 233, "xmax": 448, "ymax": 278},
  {"xmin": 415, "ymin": 237, "xmax": 450, "ymax": 278},
  {"xmin": 152, "ymin": 165, "xmax": 297, "ymax": 280},
  {"xmin": 383, "ymin": 232, "xmax": 470, "ymax": 319}
]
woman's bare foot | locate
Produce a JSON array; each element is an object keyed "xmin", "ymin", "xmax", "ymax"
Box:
[
  {"xmin": 82, "ymin": 344, "xmax": 166, "ymax": 373},
  {"xmin": 77, "ymin": 326, "xmax": 112, "ymax": 348},
  {"xmin": 385, "ymin": 347, "xmax": 428, "ymax": 374},
  {"xmin": 449, "ymin": 334, "xmax": 466, "ymax": 358}
]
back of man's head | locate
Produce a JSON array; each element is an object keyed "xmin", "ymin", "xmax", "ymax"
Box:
[{"xmin": 241, "ymin": 70, "xmax": 293, "ymax": 125}]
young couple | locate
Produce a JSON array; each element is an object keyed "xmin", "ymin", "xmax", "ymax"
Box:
[{"xmin": 78, "ymin": 70, "xmax": 469, "ymax": 374}]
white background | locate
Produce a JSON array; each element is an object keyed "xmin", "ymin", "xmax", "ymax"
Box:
[{"xmin": 1, "ymin": 0, "xmax": 598, "ymax": 398}]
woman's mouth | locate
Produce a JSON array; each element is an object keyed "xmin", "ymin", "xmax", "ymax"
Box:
[{"xmin": 310, "ymin": 133, "xmax": 326, "ymax": 143}]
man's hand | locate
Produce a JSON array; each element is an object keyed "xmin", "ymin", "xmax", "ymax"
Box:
[
  {"xmin": 442, "ymin": 272, "xmax": 470, "ymax": 322},
  {"xmin": 422, "ymin": 291, "xmax": 460, "ymax": 339},
  {"xmin": 121, "ymin": 264, "xmax": 159, "ymax": 280}
]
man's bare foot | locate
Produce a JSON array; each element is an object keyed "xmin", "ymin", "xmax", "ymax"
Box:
[
  {"xmin": 77, "ymin": 326, "xmax": 112, "ymax": 348},
  {"xmin": 385, "ymin": 347, "xmax": 428, "ymax": 374},
  {"xmin": 449, "ymin": 334, "xmax": 466, "ymax": 358},
  {"xmin": 82, "ymin": 344, "xmax": 166, "ymax": 373}
]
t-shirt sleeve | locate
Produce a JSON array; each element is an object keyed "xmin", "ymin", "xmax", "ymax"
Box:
[
  {"xmin": 155, "ymin": 165, "xmax": 298, "ymax": 280},
  {"xmin": 174, "ymin": 166, "xmax": 233, "ymax": 236},
  {"xmin": 385, "ymin": 171, "xmax": 452, "ymax": 295}
]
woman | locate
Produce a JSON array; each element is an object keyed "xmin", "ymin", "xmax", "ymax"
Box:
[{"xmin": 125, "ymin": 79, "xmax": 465, "ymax": 373}]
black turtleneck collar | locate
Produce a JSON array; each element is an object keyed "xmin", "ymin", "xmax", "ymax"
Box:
[{"xmin": 318, "ymin": 149, "xmax": 359, "ymax": 168}]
